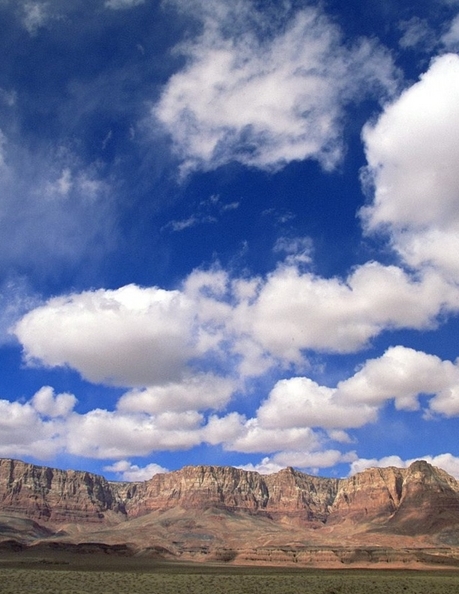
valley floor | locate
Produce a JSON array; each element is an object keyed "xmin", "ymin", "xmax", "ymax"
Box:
[{"xmin": 0, "ymin": 555, "xmax": 459, "ymax": 594}]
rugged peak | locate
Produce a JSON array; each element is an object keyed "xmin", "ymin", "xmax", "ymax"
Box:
[{"xmin": 1, "ymin": 458, "xmax": 459, "ymax": 542}]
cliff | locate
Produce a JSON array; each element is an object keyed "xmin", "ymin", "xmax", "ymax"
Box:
[
  {"xmin": 0, "ymin": 458, "xmax": 126, "ymax": 523},
  {"xmin": 0, "ymin": 459, "xmax": 459, "ymax": 544}
]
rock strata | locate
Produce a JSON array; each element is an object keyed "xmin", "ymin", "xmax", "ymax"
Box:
[
  {"xmin": 0, "ymin": 458, "xmax": 126, "ymax": 523},
  {"xmin": 1, "ymin": 457, "xmax": 459, "ymax": 553}
]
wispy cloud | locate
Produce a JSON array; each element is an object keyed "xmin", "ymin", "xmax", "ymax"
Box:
[
  {"xmin": 155, "ymin": 0, "xmax": 398, "ymax": 174},
  {"xmin": 105, "ymin": 0, "xmax": 145, "ymax": 9},
  {"xmin": 162, "ymin": 194, "xmax": 240, "ymax": 232}
]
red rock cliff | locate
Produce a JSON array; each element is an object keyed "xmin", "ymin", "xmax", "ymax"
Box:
[{"xmin": 1, "ymin": 458, "xmax": 459, "ymax": 537}]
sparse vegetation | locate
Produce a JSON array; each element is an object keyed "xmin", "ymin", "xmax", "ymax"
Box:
[{"xmin": 0, "ymin": 564, "xmax": 459, "ymax": 594}]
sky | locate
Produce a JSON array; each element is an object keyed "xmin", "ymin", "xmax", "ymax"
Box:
[{"xmin": 1, "ymin": 0, "xmax": 459, "ymax": 482}]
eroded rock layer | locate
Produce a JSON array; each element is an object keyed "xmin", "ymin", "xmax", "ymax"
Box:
[{"xmin": 2, "ymin": 458, "xmax": 459, "ymax": 527}]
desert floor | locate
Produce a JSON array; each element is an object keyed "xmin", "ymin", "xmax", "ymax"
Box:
[{"xmin": 1, "ymin": 552, "xmax": 459, "ymax": 594}]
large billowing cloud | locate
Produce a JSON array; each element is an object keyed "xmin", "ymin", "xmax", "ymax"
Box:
[
  {"xmin": 117, "ymin": 374, "xmax": 236, "ymax": 414},
  {"xmin": 15, "ymin": 260, "xmax": 458, "ymax": 389},
  {"xmin": 361, "ymin": 53, "xmax": 459, "ymax": 281},
  {"xmin": 234, "ymin": 263, "xmax": 457, "ymax": 364},
  {"xmin": 3, "ymin": 344, "xmax": 459, "ymax": 471},
  {"xmin": 258, "ymin": 346, "xmax": 459, "ymax": 433},
  {"xmin": 15, "ymin": 284, "xmax": 196, "ymax": 387},
  {"xmin": 0, "ymin": 386, "xmax": 75, "ymax": 459},
  {"xmin": 155, "ymin": 0, "xmax": 397, "ymax": 173}
]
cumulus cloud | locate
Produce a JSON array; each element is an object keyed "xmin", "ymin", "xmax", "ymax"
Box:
[
  {"xmin": 15, "ymin": 284, "xmax": 196, "ymax": 387},
  {"xmin": 0, "ymin": 387, "xmax": 76, "ymax": 459},
  {"xmin": 31, "ymin": 385, "xmax": 76, "ymax": 418},
  {"xmin": 238, "ymin": 450, "xmax": 357, "ymax": 475},
  {"xmin": 337, "ymin": 346, "xmax": 459, "ymax": 415},
  {"xmin": 14, "ymin": 260, "xmax": 459, "ymax": 390},
  {"xmin": 104, "ymin": 460, "xmax": 168, "ymax": 481},
  {"xmin": 117, "ymin": 374, "xmax": 236, "ymax": 414},
  {"xmin": 203, "ymin": 413, "xmax": 321, "ymax": 454},
  {"xmin": 234, "ymin": 262, "xmax": 456, "ymax": 363},
  {"xmin": 257, "ymin": 377, "xmax": 376, "ymax": 430},
  {"xmin": 237, "ymin": 457, "xmax": 285, "ymax": 475},
  {"xmin": 361, "ymin": 54, "xmax": 459, "ymax": 281},
  {"xmin": 66, "ymin": 409, "xmax": 203, "ymax": 459},
  {"xmin": 4, "ymin": 345, "xmax": 459, "ymax": 466},
  {"xmin": 255, "ymin": 346, "xmax": 459, "ymax": 439},
  {"xmin": 155, "ymin": 1, "xmax": 397, "ymax": 174}
]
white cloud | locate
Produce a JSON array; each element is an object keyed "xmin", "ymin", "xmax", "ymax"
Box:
[
  {"xmin": 14, "ymin": 260, "xmax": 459, "ymax": 394},
  {"xmin": 235, "ymin": 262, "xmax": 456, "ymax": 362},
  {"xmin": 337, "ymin": 346, "xmax": 459, "ymax": 415},
  {"xmin": 228, "ymin": 420, "xmax": 320, "ymax": 455},
  {"xmin": 66, "ymin": 409, "xmax": 203, "ymax": 459},
  {"xmin": 4, "ymin": 345, "xmax": 459, "ymax": 465},
  {"xmin": 361, "ymin": 54, "xmax": 459, "ymax": 281},
  {"xmin": 105, "ymin": 0, "xmax": 145, "ymax": 9},
  {"xmin": 31, "ymin": 385, "xmax": 76, "ymax": 418},
  {"xmin": 254, "ymin": 346, "xmax": 459, "ymax": 438},
  {"xmin": 273, "ymin": 449, "xmax": 357, "ymax": 472},
  {"xmin": 257, "ymin": 377, "xmax": 377, "ymax": 430},
  {"xmin": 22, "ymin": 1, "xmax": 49, "ymax": 34},
  {"xmin": 237, "ymin": 457, "xmax": 284, "ymax": 475},
  {"xmin": 203, "ymin": 413, "xmax": 322, "ymax": 455},
  {"xmin": 442, "ymin": 15, "xmax": 459, "ymax": 48},
  {"xmin": 104, "ymin": 460, "xmax": 168, "ymax": 481},
  {"xmin": 0, "ymin": 396, "xmax": 69, "ymax": 459},
  {"xmin": 238, "ymin": 450, "xmax": 357, "ymax": 474},
  {"xmin": 117, "ymin": 374, "xmax": 236, "ymax": 414},
  {"xmin": 14, "ymin": 284, "xmax": 196, "ymax": 387},
  {"xmin": 0, "ymin": 135, "xmax": 116, "ymax": 275},
  {"xmin": 155, "ymin": 1, "xmax": 397, "ymax": 174},
  {"xmin": 398, "ymin": 17, "xmax": 436, "ymax": 51},
  {"xmin": 349, "ymin": 453, "xmax": 459, "ymax": 480}
]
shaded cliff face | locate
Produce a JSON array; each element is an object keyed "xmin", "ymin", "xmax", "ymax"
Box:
[
  {"xmin": 329, "ymin": 466, "xmax": 405, "ymax": 524},
  {"xmin": 2, "ymin": 458, "xmax": 459, "ymax": 541},
  {"xmin": 0, "ymin": 458, "xmax": 126, "ymax": 523},
  {"xmin": 122, "ymin": 465, "xmax": 269, "ymax": 517},
  {"xmin": 386, "ymin": 460, "xmax": 459, "ymax": 535}
]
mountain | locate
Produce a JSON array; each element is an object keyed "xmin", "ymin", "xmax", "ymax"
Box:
[{"xmin": 2, "ymin": 458, "xmax": 459, "ymax": 567}]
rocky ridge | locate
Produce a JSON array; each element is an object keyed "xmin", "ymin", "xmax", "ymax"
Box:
[
  {"xmin": 2, "ymin": 458, "xmax": 459, "ymax": 529},
  {"xmin": 2, "ymin": 458, "xmax": 459, "ymax": 566}
]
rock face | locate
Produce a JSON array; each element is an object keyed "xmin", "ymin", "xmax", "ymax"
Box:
[
  {"xmin": 2, "ymin": 457, "xmax": 459, "ymax": 556},
  {"xmin": 121, "ymin": 465, "xmax": 340, "ymax": 521},
  {"xmin": 0, "ymin": 458, "xmax": 126, "ymax": 523}
]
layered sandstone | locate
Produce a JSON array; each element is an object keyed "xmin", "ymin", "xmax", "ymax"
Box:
[
  {"xmin": 0, "ymin": 458, "xmax": 126, "ymax": 523},
  {"xmin": 1, "ymin": 457, "xmax": 459, "ymax": 542}
]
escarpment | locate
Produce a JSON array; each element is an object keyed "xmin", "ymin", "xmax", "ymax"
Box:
[{"xmin": 2, "ymin": 458, "xmax": 459, "ymax": 533}]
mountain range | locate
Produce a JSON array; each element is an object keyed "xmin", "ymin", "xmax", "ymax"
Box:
[{"xmin": 2, "ymin": 458, "xmax": 459, "ymax": 567}]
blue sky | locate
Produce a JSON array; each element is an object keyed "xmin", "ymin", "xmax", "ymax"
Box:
[{"xmin": 1, "ymin": 0, "xmax": 459, "ymax": 482}]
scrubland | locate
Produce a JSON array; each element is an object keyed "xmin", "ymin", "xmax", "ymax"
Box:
[{"xmin": 0, "ymin": 564, "xmax": 459, "ymax": 594}]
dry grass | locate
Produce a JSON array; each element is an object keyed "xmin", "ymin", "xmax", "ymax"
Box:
[{"xmin": 0, "ymin": 565, "xmax": 459, "ymax": 594}]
